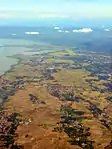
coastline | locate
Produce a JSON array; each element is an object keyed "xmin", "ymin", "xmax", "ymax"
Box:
[
  {"xmin": 0, "ymin": 56, "xmax": 21, "ymax": 78},
  {"xmin": 0, "ymin": 56, "xmax": 21, "ymax": 105}
]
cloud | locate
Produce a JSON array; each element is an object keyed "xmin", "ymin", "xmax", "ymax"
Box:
[
  {"xmin": 57, "ymin": 30, "xmax": 70, "ymax": 33},
  {"xmin": 25, "ymin": 32, "xmax": 40, "ymax": 35},
  {"xmin": 73, "ymin": 28, "xmax": 93, "ymax": 33},
  {"xmin": 0, "ymin": 0, "xmax": 112, "ymax": 21},
  {"xmin": 0, "ymin": 10, "xmax": 69, "ymax": 20},
  {"xmin": 65, "ymin": 30, "xmax": 70, "ymax": 33},
  {"xmin": 104, "ymin": 29, "xmax": 110, "ymax": 31},
  {"xmin": 40, "ymin": 14, "xmax": 68, "ymax": 19},
  {"xmin": 54, "ymin": 26, "xmax": 60, "ymax": 29},
  {"xmin": 12, "ymin": 33, "xmax": 16, "ymax": 36},
  {"xmin": 58, "ymin": 30, "xmax": 64, "ymax": 32}
]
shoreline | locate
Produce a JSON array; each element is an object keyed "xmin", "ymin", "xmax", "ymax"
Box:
[
  {"xmin": 0, "ymin": 57, "xmax": 21, "ymax": 78},
  {"xmin": 1, "ymin": 57, "xmax": 21, "ymax": 78},
  {"xmin": 0, "ymin": 57, "xmax": 21, "ymax": 105}
]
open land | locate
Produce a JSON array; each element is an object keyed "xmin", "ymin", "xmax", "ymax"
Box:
[{"xmin": 0, "ymin": 46, "xmax": 112, "ymax": 149}]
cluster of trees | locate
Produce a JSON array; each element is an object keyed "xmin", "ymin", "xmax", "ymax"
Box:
[
  {"xmin": 106, "ymin": 96, "xmax": 112, "ymax": 102},
  {"xmin": 0, "ymin": 110, "xmax": 23, "ymax": 149},
  {"xmin": 103, "ymin": 82, "xmax": 112, "ymax": 92},
  {"xmin": 104, "ymin": 141, "xmax": 112, "ymax": 149},
  {"xmin": 54, "ymin": 104, "xmax": 94, "ymax": 149},
  {"xmin": 89, "ymin": 103, "xmax": 112, "ymax": 129},
  {"xmin": 0, "ymin": 80, "xmax": 25, "ymax": 102},
  {"xmin": 84, "ymin": 63, "xmax": 111, "ymax": 76},
  {"xmin": 29, "ymin": 94, "xmax": 46, "ymax": 104},
  {"xmin": 48, "ymin": 85, "xmax": 75, "ymax": 101}
]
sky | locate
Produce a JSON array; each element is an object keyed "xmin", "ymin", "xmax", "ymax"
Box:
[{"xmin": 0, "ymin": 0, "xmax": 112, "ymax": 26}]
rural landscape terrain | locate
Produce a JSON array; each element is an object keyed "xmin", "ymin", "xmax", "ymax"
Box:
[
  {"xmin": 0, "ymin": 0, "xmax": 112, "ymax": 148},
  {"xmin": 0, "ymin": 44, "xmax": 111, "ymax": 149}
]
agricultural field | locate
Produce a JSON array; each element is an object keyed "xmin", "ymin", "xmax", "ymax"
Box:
[{"xmin": 0, "ymin": 47, "xmax": 112, "ymax": 149}]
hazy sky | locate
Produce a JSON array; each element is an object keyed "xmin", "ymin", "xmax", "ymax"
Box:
[{"xmin": 0, "ymin": 0, "xmax": 112, "ymax": 26}]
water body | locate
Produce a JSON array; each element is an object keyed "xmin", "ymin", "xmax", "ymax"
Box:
[
  {"xmin": 0, "ymin": 38, "xmax": 39, "ymax": 74},
  {"xmin": 0, "ymin": 38, "xmax": 52, "ymax": 75}
]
